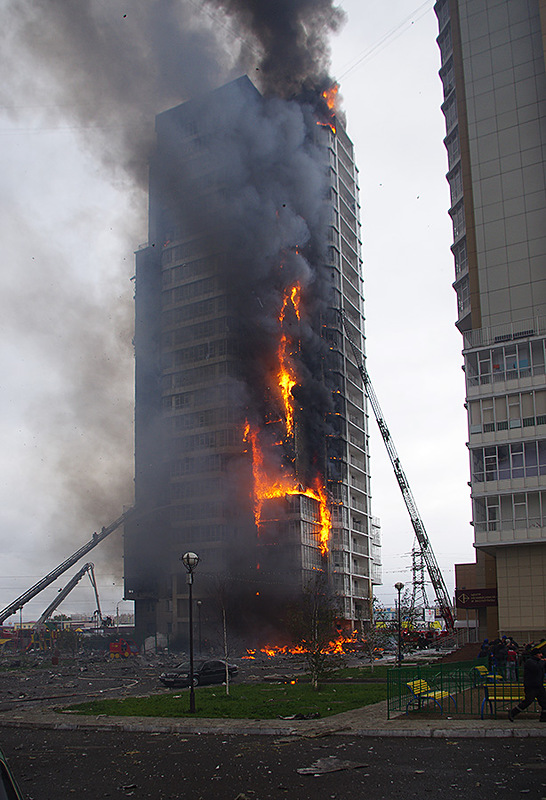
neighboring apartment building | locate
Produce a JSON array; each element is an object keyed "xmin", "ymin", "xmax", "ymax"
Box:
[
  {"xmin": 435, "ymin": 0, "xmax": 546, "ymax": 640},
  {"xmin": 124, "ymin": 77, "xmax": 378, "ymax": 641}
]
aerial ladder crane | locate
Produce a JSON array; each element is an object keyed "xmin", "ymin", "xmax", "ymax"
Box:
[
  {"xmin": 0, "ymin": 509, "xmax": 133, "ymax": 626},
  {"xmin": 34, "ymin": 562, "xmax": 103, "ymax": 632},
  {"xmin": 339, "ymin": 310, "xmax": 455, "ymax": 631}
]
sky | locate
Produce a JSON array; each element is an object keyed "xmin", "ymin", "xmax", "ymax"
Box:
[{"xmin": 0, "ymin": 0, "xmax": 473, "ymax": 622}]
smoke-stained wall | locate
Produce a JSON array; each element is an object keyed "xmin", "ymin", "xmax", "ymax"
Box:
[{"xmin": 128, "ymin": 76, "xmax": 349, "ymax": 638}]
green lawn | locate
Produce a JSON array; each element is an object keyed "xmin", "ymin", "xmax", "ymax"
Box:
[
  {"xmin": 61, "ymin": 681, "xmax": 388, "ymax": 719},
  {"xmin": 328, "ymin": 664, "xmax": 391, "ymax": 681}
]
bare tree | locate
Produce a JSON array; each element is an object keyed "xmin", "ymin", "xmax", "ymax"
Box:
[
  {"xmin": 285, "ymin": 572, "xmax": 342, "ymax": 690},
  {"xmin": 355, "ymin": 597, "xmax": 393, "ymax": 672}
]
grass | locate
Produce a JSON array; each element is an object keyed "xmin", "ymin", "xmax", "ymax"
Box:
[
  {"xmin": 328, "ymin": 664, "xmax": 391, "ymax": 681},
  {"xmin": 61, "ymin": 681, "xmax": 388, "ymax": 719}
]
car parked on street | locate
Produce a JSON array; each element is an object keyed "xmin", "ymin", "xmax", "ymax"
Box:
[
  {"xmin": 0, "ymin": 745, "xmax": 24, "ymax": 799},
  {"xmin": 159, "ymin": 659, "xmax": 238, "ymax": 688}
]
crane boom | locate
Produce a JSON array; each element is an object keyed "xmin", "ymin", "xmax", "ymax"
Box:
[
  {"xmin": 0, "ymin": 509, "xmax": 133, "ymax": 625},
  {"xmin": 34, "ymin": 562, "xmax": 99, "ymax": 631},
  {"xmin": 339, "ymin": 312, "xmax": 455, "ymax": 631}
]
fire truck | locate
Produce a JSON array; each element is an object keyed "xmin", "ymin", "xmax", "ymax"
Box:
[{"xmin": 108, "ymin": 637, "xmax": 139, "ymax": 658}]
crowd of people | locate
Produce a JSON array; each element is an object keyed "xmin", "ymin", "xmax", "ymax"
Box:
[
  {"xmin": 478, "ymin": 635, "xmax": 546, "ymax": 722},
  {"xmin": 478, "ymin": 635, "xmax": 521, "ymax": 679}
]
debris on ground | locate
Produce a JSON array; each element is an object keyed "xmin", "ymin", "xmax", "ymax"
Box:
[{"xmin": 297, "ymin": 756, "xmax": 368, "ymax": 775}]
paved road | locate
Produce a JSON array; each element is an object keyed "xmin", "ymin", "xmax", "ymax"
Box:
[{"xmin": 1, "ymin": 726, "xmax": 545, "ymax": 800}]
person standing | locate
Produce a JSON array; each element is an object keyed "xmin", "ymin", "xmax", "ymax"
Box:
[
  {"xmin": 506, "ymin": 641, "xmax": 518, "ymax": 682},
  {"xmin": 495, "ymin": 637, "xmax": 508, "ymax": 678},
  {"xmin": 508, "ymin": 649, "xmax": 546, "ymax": 722}
]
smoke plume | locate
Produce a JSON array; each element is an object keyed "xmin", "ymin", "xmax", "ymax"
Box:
[{"xmin": 0, "ymin": 0, "xmax": 345, "ymax": 608}]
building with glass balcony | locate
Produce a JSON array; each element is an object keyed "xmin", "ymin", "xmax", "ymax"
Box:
[{"xmin": 435, "ymin": 0, "xmax": 546, "ymax": 640}]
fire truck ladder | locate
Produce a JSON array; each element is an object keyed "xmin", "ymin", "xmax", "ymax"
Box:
[
  {"xmin": 339, "ymin": 310, "xmax": 455, "ymax": 631},
  {"xmin": 0, "ymin": 509, "xmax": 133, "ymax": 625},
  {"xmin": 34, "ymin": 562, "xmax": 102, "ymax": 632}
]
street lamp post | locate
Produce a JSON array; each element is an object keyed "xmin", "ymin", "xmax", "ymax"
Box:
[
  {"xmin": 395, "ymin": 582, "xmax": 404, "ymax": 668},
  {"xmin": 196, "ymin": 600, "xmax": 202, "ymax": 655},
  {"xmin": 181, "ymin": 552, "xmax": 200, "ymax": 713}
]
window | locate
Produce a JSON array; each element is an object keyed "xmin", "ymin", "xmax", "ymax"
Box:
[
  {"xmin": 445, "ymin": 132, "xmax": 460, "ymax": 169},
  {"xmin": 449, "ymin": 164, "xmax": 463, "ymax": 204},
  {"xmin": 471, "ymin": 440, "xmax": 546, "ymax": 482},
  {"xmin": 486, "ymin": 497, "xmax": 499, "ymax": 531},
  {"xmin": 444, "ymin": 95, "xmax": 458, "ymax": 132},
  {"xmin": 508, "ymin": 395, "xmax": 521, "ymax": 428},
  {"xmin": 450, "ymin": 201, "xmax": 466, "ymax": 241},
  {"xmin": 472, "ymin": 449, "xmax": 484, "ymax": 482},
  {"xmin": 437, "ymin": 25, "xmax": 452, "ymax": 63},
  {"xmin": 467, "ymin": 344, "xmax": 546, "ymax": 386},
  {"xmin": 495, "ymin": 396, "xmax": 508, "ymax": 430},
  {"xmin": 441, "ymin": 59, "xmax": 455, "ymax": 97},
  {"xmin": 524, "ymin": 441, "xmax": 538, "ymax": 477},
  {"xmin": 435, "ymin": 0, "xmax": 450, "ymax": 30},
  {"xmin": 453, "ymin": 239, "xmax": 468, "ymax": 277},
  {"xmin": 456, "ymin": 275, "xmax": 470, "ymax": 316},
  {"xmin": 498, "ymin": 446, "xmax": 510, "ymax": 480}
]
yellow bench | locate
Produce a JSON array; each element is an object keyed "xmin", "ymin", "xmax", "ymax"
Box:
[
  {"xmin": 472, "ymin": 664, "xmax": 503, "ymax": 684},
  {"xmin": 406, "ymin": 680, "xmax": 457, "ymax": 714},
  {"xmin": 481, "ymin": 682, "xmax": 525, "ymax": 718}
]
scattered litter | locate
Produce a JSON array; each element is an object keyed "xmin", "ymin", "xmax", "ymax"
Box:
[
  {"xmin": 297, "ymin": 756, "xmax": 368, "ymax": 775},
  {"xmin": 279, "ymin": 712, "xmax": 320, "ymax": 720}
]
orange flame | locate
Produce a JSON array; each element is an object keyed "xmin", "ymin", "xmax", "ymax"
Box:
[
  {"xmin": 242, "ymin": 281, "xmax": 331, "ymax": 556},
  {"xmin": 256, "ymin": 631, "xmax": 361, "ymax": 658},
  {"xmin": 244, "ymin": 421, "xmax": 331, "ymax": 554},
  {"xmin": 322, "ymin": 84, "xmax": 339, "ymax": 112},
  {"xmin": 316, "ymin": 84, "xmax": 339, "ymax": 135},
  {"xmin": 277, "ymin": 283, "xmax": 301, "ymax": 436},
  {"xmin": 277, "ymin": 333, "xmax": 297, "ymax": 437}
]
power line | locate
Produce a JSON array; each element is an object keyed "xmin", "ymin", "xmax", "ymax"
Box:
[{"xmin": 337, "ymin": 1, "xmax": 432, "ymax": 81}]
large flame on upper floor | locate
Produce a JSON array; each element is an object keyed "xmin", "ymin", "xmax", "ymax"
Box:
[
  {"xmin": 244, "ymin": 422, "xmax": 331, "ymax": 555},
  {"xmin": 277, "ymin": 283, "xmax": 300, "ymax": 436},
  {"xmin": 242, "ymin": 281, "xmax": 332, "ymax": 554},
  {"xmin": 316, "ymin": 83, "xmax": 339, "ymax": 135}
]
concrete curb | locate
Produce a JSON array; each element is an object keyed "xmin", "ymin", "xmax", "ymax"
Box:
[{"xmin": 1, "ymin": 709, "xmax": 545, "ymax": 738}]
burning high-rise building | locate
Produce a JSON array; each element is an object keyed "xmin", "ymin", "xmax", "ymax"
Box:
[{"xmin": 124, "ymin": 76, "xmax": 379, "ymax": 643}]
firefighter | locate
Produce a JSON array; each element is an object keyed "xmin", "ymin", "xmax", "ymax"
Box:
[{"xmin": 508, "ymin": 649, "xmax": 546, "ymax": 722}]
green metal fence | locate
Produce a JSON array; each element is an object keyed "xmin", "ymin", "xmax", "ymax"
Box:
[{"xmin": 387, "ymin": 660, "xmax": 531, "ymax": 719}]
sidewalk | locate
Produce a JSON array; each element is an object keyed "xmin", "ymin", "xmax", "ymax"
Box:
[{"xmin": 1, "ymin": 700, "xmax": 545, "ymax": 738}]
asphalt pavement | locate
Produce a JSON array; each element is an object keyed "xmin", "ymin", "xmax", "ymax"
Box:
[{"xmin": 1, "ymin": 725, "xmax": 545, "ymax": 800}]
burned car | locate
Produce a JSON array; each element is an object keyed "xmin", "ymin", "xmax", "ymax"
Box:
[{"xmin": 159, "ymin": 659, "xmax": 238, "ymax": 688}]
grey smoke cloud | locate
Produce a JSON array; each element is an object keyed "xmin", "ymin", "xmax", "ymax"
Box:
[{"xmin": 0, "ymin": 0, "xmax": 344, "ymax": 604}]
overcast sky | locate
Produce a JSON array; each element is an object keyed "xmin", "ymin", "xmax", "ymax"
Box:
[{"xmin": 0, "ymin": 0, "xmax": 472, "ymax": 622}]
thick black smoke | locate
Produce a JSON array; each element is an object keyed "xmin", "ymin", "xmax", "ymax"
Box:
[
  {"xmin": 0, "ymin": 0, "xmax": 345, "ymax": 607},
  {"xmin": 206, "ymin": 0, "xmax": 345, "ymax": 97}
]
